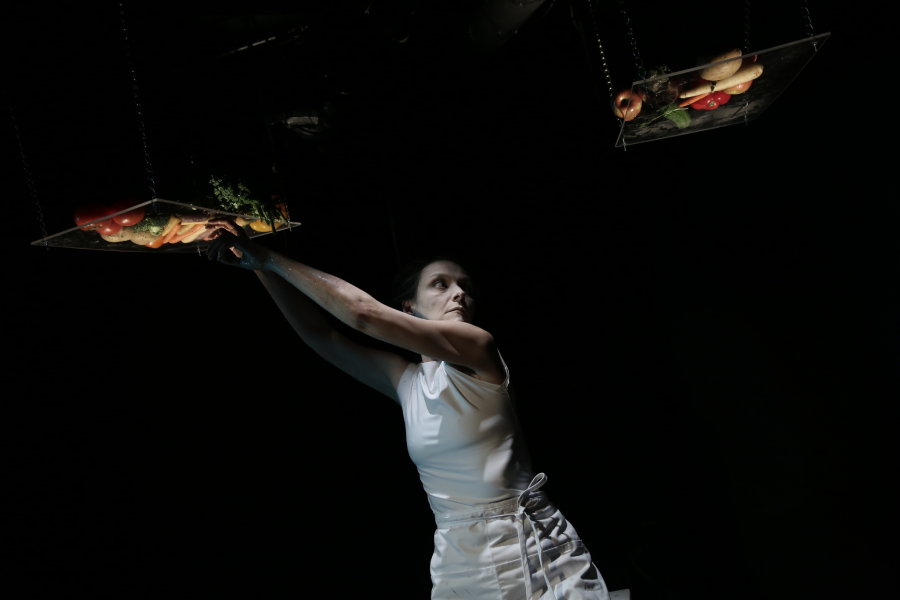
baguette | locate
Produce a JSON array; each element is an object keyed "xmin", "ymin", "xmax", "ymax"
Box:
[{"xmin": 680, "ymin": 64, "xmax": 763, "ymax": 98}]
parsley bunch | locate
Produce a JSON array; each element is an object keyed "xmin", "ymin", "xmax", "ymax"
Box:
[{"xmin": 209, "ymin": 176, "xmax": 286, "ymax": 230}]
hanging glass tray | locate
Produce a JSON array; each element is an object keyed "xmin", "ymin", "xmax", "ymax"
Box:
[
  {"xmin": 30, "ymin": 199, "xmax": 301, "ymax": 253},
  {"xmin": 615, "ymin": 33, "xmax": 830, "ymax": 148}
]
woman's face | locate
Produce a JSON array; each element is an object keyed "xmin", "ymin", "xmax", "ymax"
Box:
[{"xmin": 403, "ymin": 260, "xmax": 476, "ymax": 324}]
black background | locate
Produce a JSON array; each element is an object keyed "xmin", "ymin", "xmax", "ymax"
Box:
[{"xmin": 5, "ymin": 1, "xmax": 895, "ymax": 599}]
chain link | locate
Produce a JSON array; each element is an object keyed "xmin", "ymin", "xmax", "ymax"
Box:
[
  {"xmin": 743, "ymin": 1, "xmax": 751, "ymax": 126},
  {"xmin": 585, "ymin": 0, "xmax": 614, "ymax": 98},
  {"xmin": 8, "ymin": 106, "xmax": 49, "ymax": 246},
  {"xmin": 119, "ymin": 3, "xmax": 157, "ymax": 200},
  {"xmin": 743, "ymin": 0, "xmax": 751, "ymax": 54},
  {"xmin": 800, "ymin": 0, "xmax": 817, "ymax": 49},
  {"xmin": 616, "ymin": 0, "xmax": 645, "ymax": 82}
]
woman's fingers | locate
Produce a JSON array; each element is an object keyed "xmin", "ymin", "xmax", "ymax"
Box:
[
  {"xmin": 209, "ymin": 242, "xmax": 241, "ymax": 266},
  {"xmin": 215, "ymin": 247, "xmax": 242, "ymax": 267},
  {"xmin": 207, "ymin": 218, "xmax": 246, "ymax": 239},
  {"xmin": 204, "ymin": 222, "xmax": 256, "ymax": 268},
  {"xmin": 206, "ymin": 232, "xmax": 234, "ymax": 260}
]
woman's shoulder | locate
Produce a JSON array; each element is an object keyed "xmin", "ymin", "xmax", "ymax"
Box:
[{"xmin": 443, "ymin": 354, "xmax": 509, "ymax": 388}]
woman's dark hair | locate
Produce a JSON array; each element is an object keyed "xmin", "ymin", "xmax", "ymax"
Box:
[{"xmin": 391, "ymin": 255, "xmax": 478, "ymax": 312}]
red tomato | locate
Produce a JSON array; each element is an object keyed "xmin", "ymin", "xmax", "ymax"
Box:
[
  {"xmin": 74, "ymin": 203, "xmax": 112, "ymax": 231},
  {"xmin": 723, "ymin": 79, "xmax": 753, "ymax": 94},
  {"xmin": 691, "ymin": 90, "xmax": 732, "ymax": 111},
  {"xmin": 691, "ymin": 96, "xmax": 716, "ymax": 110},
  {"xmin": 111, "ymin": 198, "xmax": 146, "ymax": 226},
  {"xmin": 96, "ymin": 219, "xmax": 122, "ymax": 235},
  {"xmin": 710, "ymin": 90, "xmax": 731, "ymax": 106}
]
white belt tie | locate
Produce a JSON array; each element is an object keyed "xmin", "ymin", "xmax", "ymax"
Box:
[{"xmin": 441, "ymin": 473, "xmax": 559, "ymax": 600}]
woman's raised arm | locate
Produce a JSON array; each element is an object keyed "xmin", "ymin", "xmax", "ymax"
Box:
[
  {"xmin": 205, "ymin": 220, "xmax": 499, "ymax": 377},
  {"xmin": 205, "ymin": 219, "xmax": 410, "ymax": 402},
  {"xmin": 264, "ymin": 250, "xmax": 499, "ymax": 376}
]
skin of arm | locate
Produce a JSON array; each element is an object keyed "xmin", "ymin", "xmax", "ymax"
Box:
[
  {"xmin": 255, "ymin": 268, "xmax": 410, "ymax": 402},
  {"xmin": 260, "ymin": 251, "xmax": 499, "ymax": 376}
]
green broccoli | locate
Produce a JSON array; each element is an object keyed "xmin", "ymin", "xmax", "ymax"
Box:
[{"xmin": 131, "ymin": 213, "xmax": 171, "ymax": 235}]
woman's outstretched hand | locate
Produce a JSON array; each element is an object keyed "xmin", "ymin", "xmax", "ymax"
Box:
[{"xmin": 205, "ymin": 218, "xmax": 272, "ymax": 271}]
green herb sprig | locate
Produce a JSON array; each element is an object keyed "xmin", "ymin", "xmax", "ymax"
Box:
[
  {"xmin": 639, "ymin": 102, "xmax": 691, "ymax": 129},
  {"xmin": 209, "ymin": 176, "xmax": 286, "ymax": 231}
]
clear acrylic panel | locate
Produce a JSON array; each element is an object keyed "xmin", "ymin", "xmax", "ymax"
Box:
[
  {"xmin": 615, "ymin": 33, "xmax": 830, "ymax": 148},
  {"xmin": 30, "ymin": 199, "xmax": 301, "ymax": 253}
]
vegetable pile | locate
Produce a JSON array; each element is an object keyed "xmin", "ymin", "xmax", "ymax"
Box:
[
  {"xmin": 611, "ymin": 48, "xmax": 764, "ymax": 130},
  {"xmin": 72, "ymin": 177, "xmax": 290, "ymax": 248}
]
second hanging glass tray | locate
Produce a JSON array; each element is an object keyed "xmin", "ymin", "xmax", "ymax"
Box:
[{"xmin": 615, "ymin": 33, "xmax": 830, "ymax": 148}]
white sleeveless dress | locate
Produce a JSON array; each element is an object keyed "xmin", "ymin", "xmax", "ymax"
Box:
[{"xmin": 397, "ymin": 352, "xmax": 610, "ymax": 600}]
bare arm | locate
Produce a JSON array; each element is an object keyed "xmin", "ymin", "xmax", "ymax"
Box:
[
  {"xmin": 255, "ymin": 269, "xmax": 410, "ymax": 403},
  {"xmin": 205, "ymin": 219, "xmax": 498, "ymax": 385},
  {"xmin": 261, "ymin": 253, "xmax": 499, "ymax": 377}
]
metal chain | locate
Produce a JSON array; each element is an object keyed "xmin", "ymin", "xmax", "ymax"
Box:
[
  {"xmin": 8, "ymin": 106, "xmax": 49, "ymax": 247},
  {"xmin": 744, "ymin": 0, "xmax": 751, "ymax": 54},
  {"xmin": 585, "ymin": 0, "xmax": 614, "ymax": 98},
  {"xmin": 743, "ymin": 1, "xmax": 751, "ymax": 126},
  {"xmin": 800, "ymin": 0, "xmax": 817, "ymax": 49},
  {"xmin": 119, "ymin": 3, "xmax": 157, "ymax": 200},
  {"xmin": 616, "ymin": 0, "xmax": 645, "ymax": 82}
]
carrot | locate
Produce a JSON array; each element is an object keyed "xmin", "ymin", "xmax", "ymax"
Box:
[
  {"xmin": 161, "ymin": 223, "xmax": 181, "ymax": 244},
  {"xmin": 178, "ymin": 224, "xmax": 206, "ymax": 244},
  {"xmin": 181, "ymin": 223, "xmax": 206, "ymax": 244},
  {"xmin": 680, "ymin": 64, "xmax": 763, "ymax": 99},
  {"xmin": 679, "ymin": 93, "xmax": 708, "ymax": 108},
  {"xmin": 169, "ymin": 224, "xmax": 204, "ymax": 244},
  {"xmin": 158, "ymin": 215, "xmax": 181, "ymax": 239}
]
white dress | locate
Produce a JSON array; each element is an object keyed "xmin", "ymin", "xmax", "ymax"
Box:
[{"xmin": 397, "ymin": 352, "xmax": 610, "ymax": 600}]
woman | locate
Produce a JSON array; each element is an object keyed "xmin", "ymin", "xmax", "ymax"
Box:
[{"xmin": 204, "ymin": 218, "xmax": 611, "ymax": 600}]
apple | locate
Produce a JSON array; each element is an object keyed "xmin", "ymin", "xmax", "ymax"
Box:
[
  {"xmin": 722, "ymin": 79, "xmax": 753, "ymax": 95},
  {"xmin": 611, "ymin": 89, "xmax": 642, "ymax": 121}
]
